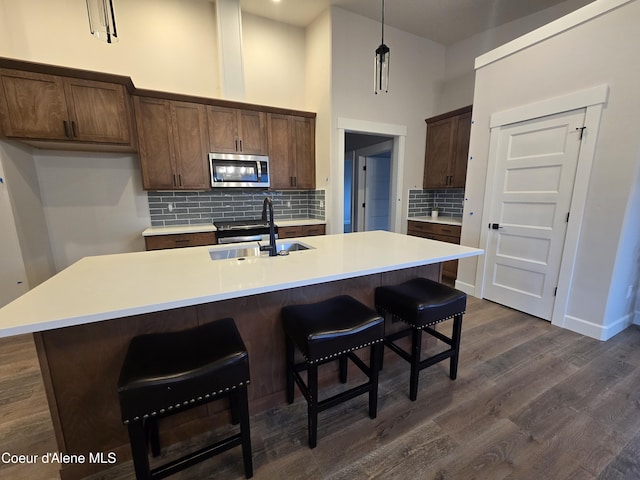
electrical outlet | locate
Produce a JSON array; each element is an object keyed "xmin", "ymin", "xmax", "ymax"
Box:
[
  {"xmin": 168, "ymin": 203, "xmax": 174, "ymax": 212},
  {"xmin": 628, "ymin": 285, "xmax": 634, "ymax": 299},
  {"xmin": 287, "ymin": 201, "xmax": 291, "ymax": 208},
  {"xmin": 320, "ymin": 200, "xmax": 324, "ymax": 208}
]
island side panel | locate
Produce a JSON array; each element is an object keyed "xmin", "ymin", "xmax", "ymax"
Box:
[{"xmin": 35, "ymin": 264, "xmax": 439, "ymax": 480}]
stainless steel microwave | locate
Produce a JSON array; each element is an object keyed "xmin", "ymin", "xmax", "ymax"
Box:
[{"xmin": 209, "ymin": 153, "xmax": 270, "ymax": 188}]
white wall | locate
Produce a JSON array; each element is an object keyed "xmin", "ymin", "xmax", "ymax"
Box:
[
  {"xmin": 330, "ymin": 6, "xmax": 445, "ymax": 232},
  {"xmin": 305, "ymin": 9, "xmax": 332, "ymax": 192},
  {"xmin": 0, "ymin": 154, "xmax": 29, "ymax": 306},
  {"xmin": 438, "ymin": 0, "xmax": 593, "ymax": 113},
  {"xmin": 460, "ymin": 0, "xmax": 640, "ymax": 339},
  {"xmin": 33, "ymin": 151, "xmax": 149, "ymax": 272},
  {"xmin": 243, "ymin": 12, "xmax": 306, "ymax": 110},
  {"xmin": 0, "ymin": 142, "xmax": 54, "ymax": 286}
]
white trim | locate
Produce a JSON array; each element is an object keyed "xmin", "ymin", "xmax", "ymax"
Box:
[
  {"xmin": 490, "ymin": 85, "xmax": 609, "ymax": 128},
  {"xmin": 334, "ymin": 118, "xmax": 407, "ymax": 235},
  {"xmin": 564, "ymin": 312, "xmax": 634, "ymax": 341},
  {"xmin": 454, "ymin": 279, "xmax": 476, "ymax": 296},
  {"xmin": 475, "ymin": 0, "xmax": 633, "ymax": 70},
  {"xmin": 477, "ymin": 87, "xmax": 608, "ymax": 334}
]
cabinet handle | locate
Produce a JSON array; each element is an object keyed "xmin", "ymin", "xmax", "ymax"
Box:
[
  {"xmin": 293, "ymin": 176, "xmax": 297, "ymax": 187},
  {"xmin": 239, "ymin": 139, "xmax": 243, "ymax": 152},
  {"xmin": 175, "ymin": 239, "xmax": 191, "ymax": 244},
  {"xmin": 178, "ymin": 174, "xmax": 182, "ymax": 187},
  {"xmin": 235, "ymin": 139, "xmax": 239, "ymax": 151},
  {"xmin": 63, "ymin": 121, "xmax": 71, "ymax": 139},
  {"xmin": 71, "ymin": 121, "xmax": 77, "ymax": 138},
  {"xmin": 173, "ymin": 174, "xmax": 177, "ymax": 187}
]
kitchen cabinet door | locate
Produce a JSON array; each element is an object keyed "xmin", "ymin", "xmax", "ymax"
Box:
[
  {"xmin": 291, "ymin": 116, "xmax": 315, "ymax": 189},
  {"xmin": 171, "ymin": 101, "xmax": 210, "ymax": 190},
  {"xmin": 135, "ymin": 97, "xmax": 210, "ymax": 190},
  {"xmin": 134, "ymin": 97, "xmax": 176, "ymax": 190},
  {"xmin": 0, "ymin": 69, "xmax": 68, "ymax": 140},
  {"xmin": 268, "ymin": 113, "xmax": 296, "ymax": 189},
  {"xmin": 63, "ymin": 77, "xmax": 132, "ymax": 144},
  {"xmin": 237, "ymin": 109, "xmax": 267, "ymax": 154},
  {"xmin": 267, "ymin": 113, "xmax": 316, "ymax": 190},
  {"xmin": 423, "ymin": 105, "xmax": 472, "ymax": 189},
  {"xmin": 207, "ymin": 106, "xmax": 267, "ymax": 155}
]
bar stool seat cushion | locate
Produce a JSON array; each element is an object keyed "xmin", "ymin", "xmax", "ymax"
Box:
[
  {"xmin": 118, "ymin": 318, "xmax": 249, "ymax": 424},
  {"xmin": 282, "ymin": 295, "xmax": 384, "ymax": 364},
  {"xmin": 375, "ymin": 277, "xmax": 466, "ymax": 327}
]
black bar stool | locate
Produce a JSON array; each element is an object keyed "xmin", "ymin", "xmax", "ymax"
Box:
[
  {"xmin": 375, "ymin": 277, "xmax": 467, "ymax": 401},
  {"xmin": 117, "ymin": 318, "xmax": 253, "ymax": 479},
  {"xmin": 282, "ymin": 295, "xmax": 384, "ymax": 448}
]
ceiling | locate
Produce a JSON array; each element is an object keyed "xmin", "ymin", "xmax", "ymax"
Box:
[{"xmin": 238, "ymin": 0, "xmax": 592, "ymax": 45}]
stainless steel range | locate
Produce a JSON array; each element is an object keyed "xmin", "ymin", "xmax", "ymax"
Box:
[{"xmin": 213, "ymin": 219, "xmax": 279, "ymax": 244}]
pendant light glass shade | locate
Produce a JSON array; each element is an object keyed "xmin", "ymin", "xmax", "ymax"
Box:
[
  {"xmin": 86, "ymin": 0, "xmax": 118, "ymax": 43},
  {"xmin": 374, "ymin": 43, "xmax": 390, "ymax": 94},
  {"xmin": 374, "ymin": 0, "xmax": 389, "ymax": 94}
]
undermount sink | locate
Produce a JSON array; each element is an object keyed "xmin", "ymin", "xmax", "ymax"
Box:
[{"xmin": 209, "ymin": 241, "xmax": 313, "ymax": 261}]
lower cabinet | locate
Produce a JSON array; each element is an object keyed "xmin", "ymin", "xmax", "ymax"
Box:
[
  {"xmin": 407, "ymin": 220, "xmax": 461, "ymax": 281},
  {"xmin": 278, "ymin": 224, "xmax": 325, "ymax": 239},
  {"xmin": 145, "ymin": 232, "xmax": 217, "ymax": 251}
]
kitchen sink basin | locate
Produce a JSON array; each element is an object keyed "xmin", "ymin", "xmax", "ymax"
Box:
[{"xmin": 209, "ymin": 241, "xmax": 313, "ymax": 261}]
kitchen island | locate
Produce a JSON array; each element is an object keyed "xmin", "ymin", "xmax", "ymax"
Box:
[{"xmin": 0, "ymin": 231, "xmax": 482, "ymax": 479}]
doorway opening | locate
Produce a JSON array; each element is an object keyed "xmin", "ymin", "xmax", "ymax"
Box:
[{"xmin": 344, "ymin": 133, "xmax": 393, "ymax": 233}]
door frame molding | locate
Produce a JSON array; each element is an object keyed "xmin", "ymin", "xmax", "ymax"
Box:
[
  {"xmin": 335, "ymin": 118, "xmax": 407, "ymax": 234},
  {"xmin": 475, "ymin": 84, "xmax": 608, "ymax": 327}
]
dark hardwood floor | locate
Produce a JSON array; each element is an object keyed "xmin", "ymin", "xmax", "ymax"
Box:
[{"xmin": 2, "ymin": 297, "xmax": 640, "ymax": 479}]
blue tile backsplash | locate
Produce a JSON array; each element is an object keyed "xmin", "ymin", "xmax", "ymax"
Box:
[
  {"xmin": 408, "ymin": 188, "xmax": 464, "ymax": 218},
  {"xmin": 148, "ymin": 189, "xmax": 325, "ymax": 227}
]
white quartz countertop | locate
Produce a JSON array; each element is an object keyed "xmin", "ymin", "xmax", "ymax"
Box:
[
  {"xmin": 0, "ymin": 231, "xmax": 482, "ymax": 338},
  {"xmin": 142, "ymin": 219, "xmax": 326, "ymax": 236},
  {"xmin": 408, "ymin": 216, "xmax": 463, "ymax": 226}
]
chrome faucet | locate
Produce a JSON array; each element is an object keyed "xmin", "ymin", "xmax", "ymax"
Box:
[{"xmin": 259, "ymin": 197, "xmax": 277, "ymax": 256}]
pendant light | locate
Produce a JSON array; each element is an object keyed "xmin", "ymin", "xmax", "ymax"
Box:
[
  {"xmin": 86, "ymin": 0, "xmax": 118, "ymax": 43},
  {"xmin": 374, "ymin": 0, "xmax": 390, "ymax": 94}
]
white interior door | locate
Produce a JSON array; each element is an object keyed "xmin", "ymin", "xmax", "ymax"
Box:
[
  {"xmin": 364, "ymin": 154, "xmax": 391, "ymax": 231},
  {"xmin": 483, "ymin": 108, "xmax": 585, "ymax": 320}
]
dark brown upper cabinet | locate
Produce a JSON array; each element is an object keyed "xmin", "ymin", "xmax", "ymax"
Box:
[
  {"xmin": 423, "ymin": 105, "xmax": 472, "ymax": 189},
  {"xmin": 207, "ymin": 105, "xmax": 267, "ymax": 155},
  {"xmin": 0, "ymin": 68, "xmax": 134, "ymax": 148}
]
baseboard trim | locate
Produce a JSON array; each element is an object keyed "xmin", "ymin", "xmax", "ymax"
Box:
[
  {"xmin": 563, "ymin": 313, "xmax": 634, "ymax": 341},
  {"xmin": 455, "ymin": 280, "xmax": 476, "ymax": 296}
]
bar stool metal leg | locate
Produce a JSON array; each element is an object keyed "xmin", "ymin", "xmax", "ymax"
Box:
[
  {"xmin": 450, "ymin": 314, "xmax": 463, "ymax": 380},
  {"xmin": 307, "ymin": 363, "xmax": 319, "ymax": 448},
  {"xmin": 339, "ymin": 355, "xmax": 348, "ymax": 384},
  {"xmin": 128, "ymin": 422, "xmax": 151, "ymax": 480},
  {"xmin": 410, "ymin": 328, "xmax": 423, "ymax": 402},
  {"xmin": 236, "ymin": 386, "xmax": 253, "ymax": 478},
  {"xmin": 369, "ymin": 343, "xmax": 381, "ymax": 419}
]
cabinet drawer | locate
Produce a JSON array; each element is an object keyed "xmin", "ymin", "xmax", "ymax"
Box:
[
  {"xmin": 278, "ymin": 224, "xmax": 326, "ymax": 239},
  {"xmin": 277, "ymin": 226, "xmax": 303, "ymax": 239},
  {"xmin": 145, "ymin": 232, "xmax": 217, "ymax": 251},
  {"xmin": 302, "ymin": 224, "xmax": 325, "ymax": 236},
  {"xmin": 407, "ymin": 221, "xmax": 461, "ymax": 238}
]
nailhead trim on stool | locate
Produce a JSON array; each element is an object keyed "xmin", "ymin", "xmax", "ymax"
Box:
[
  {"xmin": 375, "ymin": 277, "xmax": 467, "ymax": 401},
  {"xmin": 282, "ymin": 295, "xmax": 385, "ymax": 448},
  {"xmin": 118, "ymin": 318, "xmax": 253, "ymax": 479}
]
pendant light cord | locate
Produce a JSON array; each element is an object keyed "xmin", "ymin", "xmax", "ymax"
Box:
[{"xmin": 381, "ymin": 0, "xmax": 385, "ymax": 44}]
